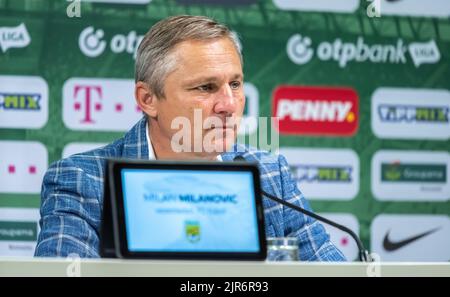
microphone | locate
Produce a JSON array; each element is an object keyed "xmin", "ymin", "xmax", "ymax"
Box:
[{"xmin": 233, "ymin": 155, "xmax": 371, "ymax": 262}]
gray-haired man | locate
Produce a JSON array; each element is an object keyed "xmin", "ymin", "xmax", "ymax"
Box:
[{"xmin": 35, "ymin": 15, "xmax": 345, "ymax": 261}]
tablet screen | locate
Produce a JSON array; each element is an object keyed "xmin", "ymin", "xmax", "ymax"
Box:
[{"xmin": 120, "ymin": 169, "xmax": 261, "ymax": 253}]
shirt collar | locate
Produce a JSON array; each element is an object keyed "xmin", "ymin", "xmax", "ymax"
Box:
[{"xmin": 145, "ymin": 124, "xmax": 222, "ymax": 161}]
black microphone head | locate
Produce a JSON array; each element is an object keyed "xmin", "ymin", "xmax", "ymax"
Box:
[{"xmin": 233, "ymin": 155, "xmax": 246, "ymax": 162}]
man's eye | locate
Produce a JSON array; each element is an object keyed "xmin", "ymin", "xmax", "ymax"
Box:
[
  {"xmin": 196, "ymin": 84, "xmax": 213, "ymax": 92},
  {"xmin": 230, "ymin": 81, "xmax": 241, "ymax": 90}
]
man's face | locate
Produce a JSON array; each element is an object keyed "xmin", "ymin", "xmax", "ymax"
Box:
[{"xmin": 152, "ymin": 37, "xmax": 245, "ymax": 157}]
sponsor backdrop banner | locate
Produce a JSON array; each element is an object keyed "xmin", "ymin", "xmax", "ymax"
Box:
[{"xmin": 0, "ymin": 0, "xmax": 449, "ymax": 260}]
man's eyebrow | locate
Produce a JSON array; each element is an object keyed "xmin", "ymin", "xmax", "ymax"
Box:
[
  {"xmin": 182, "ymin": 74, "xmax": 244, "ymax": 87},
  {"xmin": 231, "ymin": 73, "xmax": 244, "ymax": 81}
]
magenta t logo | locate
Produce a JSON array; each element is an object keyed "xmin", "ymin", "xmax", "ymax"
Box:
[{"xmin": 73, "ymin": 85, "xmax": 102, "ymax": 123}]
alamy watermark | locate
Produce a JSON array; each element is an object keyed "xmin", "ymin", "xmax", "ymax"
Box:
[
  {"xmin": 66, "ymin": 253, "xmax": 81, "ymax": 277},
  {"xmin": 67, "ymin": 0, "xmax": 81, "ymax": 18},
  {"xmin": 367, "ymin": 0, "xmax": 381, "ymax": 18},
  {"xmin": 366, "ymin": 252, "xmax": 381, "ymax": 277},
  {"xmin": 169, "ymin": 110, "xmax": 279, "ymax": 157}
]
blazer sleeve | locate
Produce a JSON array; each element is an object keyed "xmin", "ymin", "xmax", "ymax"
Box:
[
  {"xmin": 278, "ymin": 154, "xmax": 347, "ymax": 261},
  {"xmin": 34, "ymin": 157, "xmax": 102, "ymax": 258}
]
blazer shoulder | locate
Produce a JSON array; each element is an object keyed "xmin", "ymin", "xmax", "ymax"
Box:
[
  {"xmin": 46, "ymin": 138, "xmax": 125, "ymax": 182},
  {"xmin": 242, "ymin": 147, "xmax": 283, "ymax": 169}
]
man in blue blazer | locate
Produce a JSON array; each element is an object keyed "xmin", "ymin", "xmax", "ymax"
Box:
[{"xmin": 35, "ymin": 15, "xmax": 345, "ymax": 261}]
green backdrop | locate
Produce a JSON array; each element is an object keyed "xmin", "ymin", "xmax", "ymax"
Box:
[{"xmin": 0, "ymin": 0, "xmax": 449, "ymax": 260}]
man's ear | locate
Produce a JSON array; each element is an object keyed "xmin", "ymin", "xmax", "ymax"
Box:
[{"xmin": 135, "ymin": 81, "xmax": 158, "ymax": 118}]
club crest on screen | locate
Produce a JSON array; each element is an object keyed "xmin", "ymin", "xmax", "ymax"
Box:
[{"xmin": 185, "ymin": 220, "xmax": 201, "ymax": 243}]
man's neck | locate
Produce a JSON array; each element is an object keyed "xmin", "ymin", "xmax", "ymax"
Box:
[{"xmin": 147, "ymin": 121, "xmax": 220, "ymax": 161}]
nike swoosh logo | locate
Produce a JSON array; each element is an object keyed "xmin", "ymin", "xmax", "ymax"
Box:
[{"xmin": 383, "ymin": 227, "xmax": 441, "ymax": 252}]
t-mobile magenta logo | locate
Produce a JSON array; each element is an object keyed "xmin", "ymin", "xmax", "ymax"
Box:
[
  {"xmin": 73, "ymin": 85, "xmax": 102, "ymax": 124},
  {"xmin": 6, "ymin": 164, "xmax": 37, "ymax": 175},
  {"xmin": 63, "ymin": 78, "xmax": 142, "ymax": 131},
  {"xmin": 0, "ymin": 141, "xmax": 47, "ymax": 194}
]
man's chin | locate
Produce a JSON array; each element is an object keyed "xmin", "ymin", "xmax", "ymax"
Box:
[{"xmin": 204, "ymin": 138, "xmax": 235, "ymax": 154}]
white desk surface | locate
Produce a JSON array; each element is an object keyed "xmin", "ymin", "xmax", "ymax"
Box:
[{"xmin": 1, "ymin": 258, "xmax": 449, "ymax": 277}]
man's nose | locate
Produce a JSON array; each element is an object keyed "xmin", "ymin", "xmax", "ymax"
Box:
[{"xmin": 213, "ymin": 85, "xmax": 237, "ymax": 115}]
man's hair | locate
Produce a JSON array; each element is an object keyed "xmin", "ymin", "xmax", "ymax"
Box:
[{"xmin": 135, "ymin": 15, "xmax": 242, "ymax": 99}]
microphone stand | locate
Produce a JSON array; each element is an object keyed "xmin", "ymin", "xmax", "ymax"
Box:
[{"xmin": 233, "ymin": 156, "xmax": 371, "ymax": 262}]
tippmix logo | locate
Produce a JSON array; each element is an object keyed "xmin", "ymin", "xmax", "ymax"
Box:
[
  {"xmin": 0, "ymin": 93, "xmax": 40, "ymax": 111},
  {"xmin": 272, "ymin": 86, "xmax": 358, "ymax": 136},
  {"xmin": 279, "ymin": 148, "xmax": 359, "ymax": 200},
  {"xmin": 371, "ymin": 150, "xmax": 450, "ymax": 201},
  {"xmin": 286, "ymin": 33, "xmax": 441, "ymax": 68},
  {"xmin": 294, "ymin": 165, "xmax": 353, "ymax": 184},
  {"xmin": 0, "ymin": 75, "xmax": 48, "ymax": 129},
  {"xmin": 372, "ymin": 88, "xmax": 450, "ymax": 140}
]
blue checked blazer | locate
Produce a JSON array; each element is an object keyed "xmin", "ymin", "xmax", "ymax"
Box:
[{"xmin": 35, "ymin": 117, "xmax": 345, "ymax": 261}]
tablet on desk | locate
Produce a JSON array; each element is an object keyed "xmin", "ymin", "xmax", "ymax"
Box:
[{"xmin": 101, "ymin": 159, "xmax": 266, "ymax": 260}]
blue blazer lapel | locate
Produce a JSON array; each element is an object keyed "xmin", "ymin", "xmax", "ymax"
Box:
[
  {"xmin": 121, "ymin": 116, "xmax": 149, "ymax": 160},
  {"xmin": 220, "ymin": 143, "xmax": 247, "ymax": 161}
]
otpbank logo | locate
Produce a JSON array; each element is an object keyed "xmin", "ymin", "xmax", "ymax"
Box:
[
  {"xmin": 287, "ymin": 34, "xmax": 441, "ymax": 68},
  {"xmin": 372, "ymin": 150, "xmax": 450, "ymax": 202},
  {"xmin": 63, "ymin": 78, "xmax": 142, "ymax": 131},
  {"xmin": 372, "ymin": 88, "xmax": 450, "ymax": 140},
  {"xmin": 272, "ymin": 86, "xmax": 358, "ymax": 136}
]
